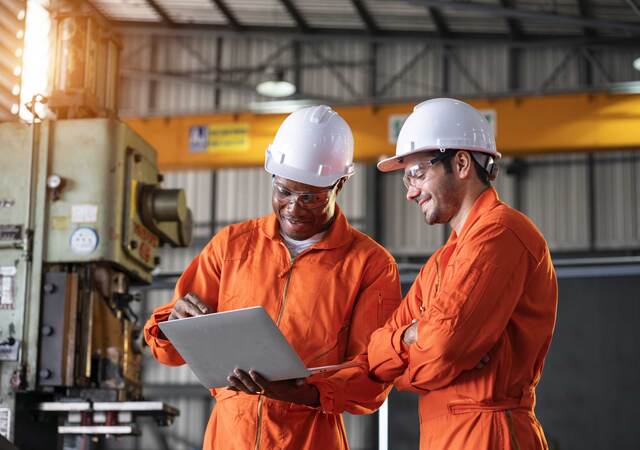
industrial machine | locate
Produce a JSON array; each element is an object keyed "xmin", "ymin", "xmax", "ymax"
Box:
[
  {"xmin": 0, "ymin": 118, "xmax": 193, "ymax": 449},
  {"xmin": 0, "ymin": 4, "xmax": 192, "ymax": 450}
]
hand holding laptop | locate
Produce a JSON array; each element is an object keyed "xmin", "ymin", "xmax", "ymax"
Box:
[
  {"xmin": 168, "ymin": 292, "xmax": 214, "ymax": 320},
  {"xmin": 167, "ymin": 294, "xmax": 320, "ymax": 405},
  {"xmin": 227, "ymin": 368, "xmax": 320, "ymax": 406},
  {"xmin": 159, "ymin": 305, "xmax": 367, "ymax": 396}
]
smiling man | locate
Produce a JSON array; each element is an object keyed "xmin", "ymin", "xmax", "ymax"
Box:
[
  {"xmin": 144, "ymin": 105, "xmax": 402, "ymax": 450},
  {"xmin": 368, "ymin": 98, "xmax": 558, "ymax": 450}
]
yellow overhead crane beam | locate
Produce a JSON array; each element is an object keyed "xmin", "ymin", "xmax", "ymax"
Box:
[{"xmin": 123, "ymin": 93, "xmax": 640, "ymax": 170}]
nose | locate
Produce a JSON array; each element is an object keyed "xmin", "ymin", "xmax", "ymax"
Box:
[
  {"xmin": 406, "ymin": 185, "xmax": 420, "ymax": 202},
  {"xmin": 284, "ymin": 196, "xmax": 304, "ymax": 213}
]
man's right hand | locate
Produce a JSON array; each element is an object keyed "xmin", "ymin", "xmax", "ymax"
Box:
[{"xmin": 168, "ymin": 293, "xmax": 213, "ymax": 320}]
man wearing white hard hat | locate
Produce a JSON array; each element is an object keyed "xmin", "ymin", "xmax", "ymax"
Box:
[
  {"xmin": 145, "ymin": 105, "xmax": 401, "ymax": 450},
  {"xmin": 368, "ymin": 98, "xmax": 558, "ymax": 449}
]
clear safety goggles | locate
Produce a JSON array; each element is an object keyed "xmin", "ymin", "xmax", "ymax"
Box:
[
  {"xmin": 402, "ymin": 151, "xmax": 451, "ymax": 189},
  {"xmin": 402, "ymin": 150, "xmax": 495, "ymax": 189},
  {"xmin": 272, "ymin": 178, "xmax": 337, "ymax": 209}
]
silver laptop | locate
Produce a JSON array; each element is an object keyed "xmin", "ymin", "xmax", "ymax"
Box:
[{"xmin": 158, "ymin": 306, "xmax": 360, "ymax": 389}]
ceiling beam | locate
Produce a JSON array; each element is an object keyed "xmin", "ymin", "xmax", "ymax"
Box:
[
  {"xmin": 144, "ymin": 0, "xmax": 175, "ymax": 26},
  {"xmin": 428, "ymin": 7, "xmax": 450, "ymax": 37},
  {"xmin": 626, "ymin": 0, "xmax": 640, "ymax": 18},
  {"xmin": 403, "ymin": 0, "xmax": 640, "ymax": 34},
  {"xmin": 350, "ymin": 0, "xmax": 380, "ymax": 34},
  {"xmin": 498, "ymin": 0, "xmax": 524, "ymax": 40},
  {"xmin": 278, "ymin": 0, "xmax": 310, "ymax": 32},
  {"xmin": 209, "ymin": 0, "xmax": 244, "ymax": 31},
  {"xmin": 120, "ymin": 68, "xmax": 258, "ymax": 93},
  {"xmin": 152, "ymin": 59, "xmax": 371, "ymax": 77},
  {"xmin": 114, "ymin": 21, "xmax": 640, "ymax": 48},
  {"xmin": 78, "ymin": 1, "xmax": 115, "ymax": 27},
  {"xmin": 576, "ymin": 0, "xmax": 597, "ymax": 37}
]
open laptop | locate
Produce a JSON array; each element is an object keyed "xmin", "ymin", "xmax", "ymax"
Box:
[{"xmin": 158, "ymin": 306, "xmax": 362, "ymax": 389}]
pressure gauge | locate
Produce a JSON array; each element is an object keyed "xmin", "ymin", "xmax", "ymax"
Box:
[
  {"xmin": 47, "ymin": 174, "xmax": 63, "ymax": 189},
  {"xmin": 69, "ymin": 227, "xmax": 99, "ymax": 255}
]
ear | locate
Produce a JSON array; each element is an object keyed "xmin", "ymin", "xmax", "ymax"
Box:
[{"xmin": 455, "ymin": 151, "xmax": 473, "ymax": 180}]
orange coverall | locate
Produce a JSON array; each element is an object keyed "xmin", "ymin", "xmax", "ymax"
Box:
[
  {"xmin": 369, "ymin": 188, "xmax": 557, "ymax": 450},
  {"xmin": 145, "ymin": 207, "xmax": 402, "ymax": 450}
]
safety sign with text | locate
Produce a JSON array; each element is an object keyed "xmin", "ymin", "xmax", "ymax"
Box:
[{"xmin": 189, "ymin": 123, "xmax": 250, "ymax": 153}]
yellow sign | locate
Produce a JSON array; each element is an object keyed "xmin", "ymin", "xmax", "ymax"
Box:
[
  {"xmin": 50, "ymin": 216, "xmax": 69, "ymax": 230},
  {"xmin": 189, "ymin": 123, "xmax": 250, "ymax": 153}
]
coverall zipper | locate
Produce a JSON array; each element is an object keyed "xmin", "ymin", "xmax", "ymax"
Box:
[{"xmin": 254, "ymin": 260, "xmax": 295, "ymax": 450}]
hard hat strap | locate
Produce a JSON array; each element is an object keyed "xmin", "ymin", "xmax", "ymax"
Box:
[{"xmin": 471, "ymin": 152, "xmax": 498, "ymax": 181}]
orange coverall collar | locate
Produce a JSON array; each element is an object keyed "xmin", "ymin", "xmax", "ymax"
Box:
[{"xmin": 448, "ymin": 187, "xmax": 501, "ymax": 244}]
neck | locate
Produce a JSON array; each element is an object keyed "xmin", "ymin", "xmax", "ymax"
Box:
[{"xmin": 449, "ymin": 185, "xmax": 489, "ymax": 235}]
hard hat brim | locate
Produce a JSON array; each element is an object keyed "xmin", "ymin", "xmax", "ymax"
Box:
[
  {"xmin": 377, "ymin": 147, "xmax": 502, "ymax": 173},
  {"xmin": 377, "ymin": 154, "xmax": 407, "ymax": 173}
]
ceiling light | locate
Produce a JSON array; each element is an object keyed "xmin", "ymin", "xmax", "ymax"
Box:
[
  {"xmin": 256, "ymin": 80, "xmax": 296, "ymax": 98},
  {"xmin": 633, "ymin": 57, "xmax": 640, "ymax": 72},
  {"xmin": 608, "ymin": 81, "xmax": 640, "ymax": 94},
  {"xmin": 20, "ymin": 0, "xmax": 51, "ymax": 121},
  {"xmin": 256, "ymin": 67, "xmax": 296, "ymax": 98},
  {"xmin": 249, "ymin": 99, "xmax": 317, "ymax": 114}
]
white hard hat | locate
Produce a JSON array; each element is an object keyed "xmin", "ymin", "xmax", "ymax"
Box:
[
  {"xmin": 265, "ymin": 105, "xmax": 355, "ymax": 187},
  {"xmin": 378, "ymin": 98, "xmax": 501, "ymax": 173}
]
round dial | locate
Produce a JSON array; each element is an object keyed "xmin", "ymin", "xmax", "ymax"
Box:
[{"xmin": 69, "ymin": 227, "xmax": 99, "ymax": 255}]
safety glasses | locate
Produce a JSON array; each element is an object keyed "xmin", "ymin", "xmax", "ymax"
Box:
[
  {"xmin": 272, "ymin": 179, "xmax": 337, "ymax": 209},
  {"xmin": 402, "ymin": 151, "xmax": 451, "ymax": 189}
]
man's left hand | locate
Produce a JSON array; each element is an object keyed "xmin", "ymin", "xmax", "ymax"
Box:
[
  {"xmin": 227, "ymin": 369, "xmax": 320, "ymax": 407},
  {"xmin": 403, "ymin": 320, "xmax": 418, "ymax": 345}
]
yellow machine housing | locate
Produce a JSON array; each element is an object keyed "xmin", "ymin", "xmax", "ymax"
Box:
[{"xmin": 44, "ymin": 118, "xmax": 191, "ymax": 283}]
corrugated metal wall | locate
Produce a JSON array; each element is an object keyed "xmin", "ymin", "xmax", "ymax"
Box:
[
  {"xmin": 520, "ymin": 48, "xmax": 581, "ymax": 91},
  {"xmin": 594, "ymin": 49, "xmax": 640, "ymax": 84},
  {"xmin": 301, "ymin": 41, "xmax": 370, "ymax": 100},
  {"xmin": 113, "ymin": 33, "xmax": 640, "ymax": 450},
  {"xmin": 119, "ymin": 36, "xmax": 640, "ymax": 117},
  {"xmin": 448, "ymin": 46, "xmax": 510, "ymax": 95},
  {"xmin": 521, "ymin": 153, "xmax": 591, "ymax": 251},
  {"xmin": 375, "ymin": 44, "xmax": 442, "ymax": 99},
  {"xmin": 217, "ymin": 38, "xmax": 291, "ymax": 109},
  {"xmin": 595, "ymin": 151, "xmax": 640, "ymax": 249}
]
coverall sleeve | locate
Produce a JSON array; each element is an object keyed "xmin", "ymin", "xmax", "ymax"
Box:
[
  {"xmin": 143, "ymin": 231, "xmax": 225, "ymax": 366},
  {"xmin": 307, "ymin": 259, "xmax": 402, "ymax": 415},
  {"xmin": 396, "ymin": 224, "xmax": 530, "ymax": 393},
  {"xmin": 367, "ymin": 266, "xmax": 426, "ymax": 383}
]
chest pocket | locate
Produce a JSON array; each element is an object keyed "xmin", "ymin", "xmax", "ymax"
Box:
[
  {"xmin": 218, "ymin": 242, "xmax": 256, "ymax": 311},
  {"xmin": 420, "ymin": 260, "xmax": 441, "ymax": 313},
  {"xmin": 285, "ymin": 258, "xmax": 354, "ymax": 365},
  {"xmin": 429, "ymin": 258, "xmax": 483, "ymax": 331}
]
